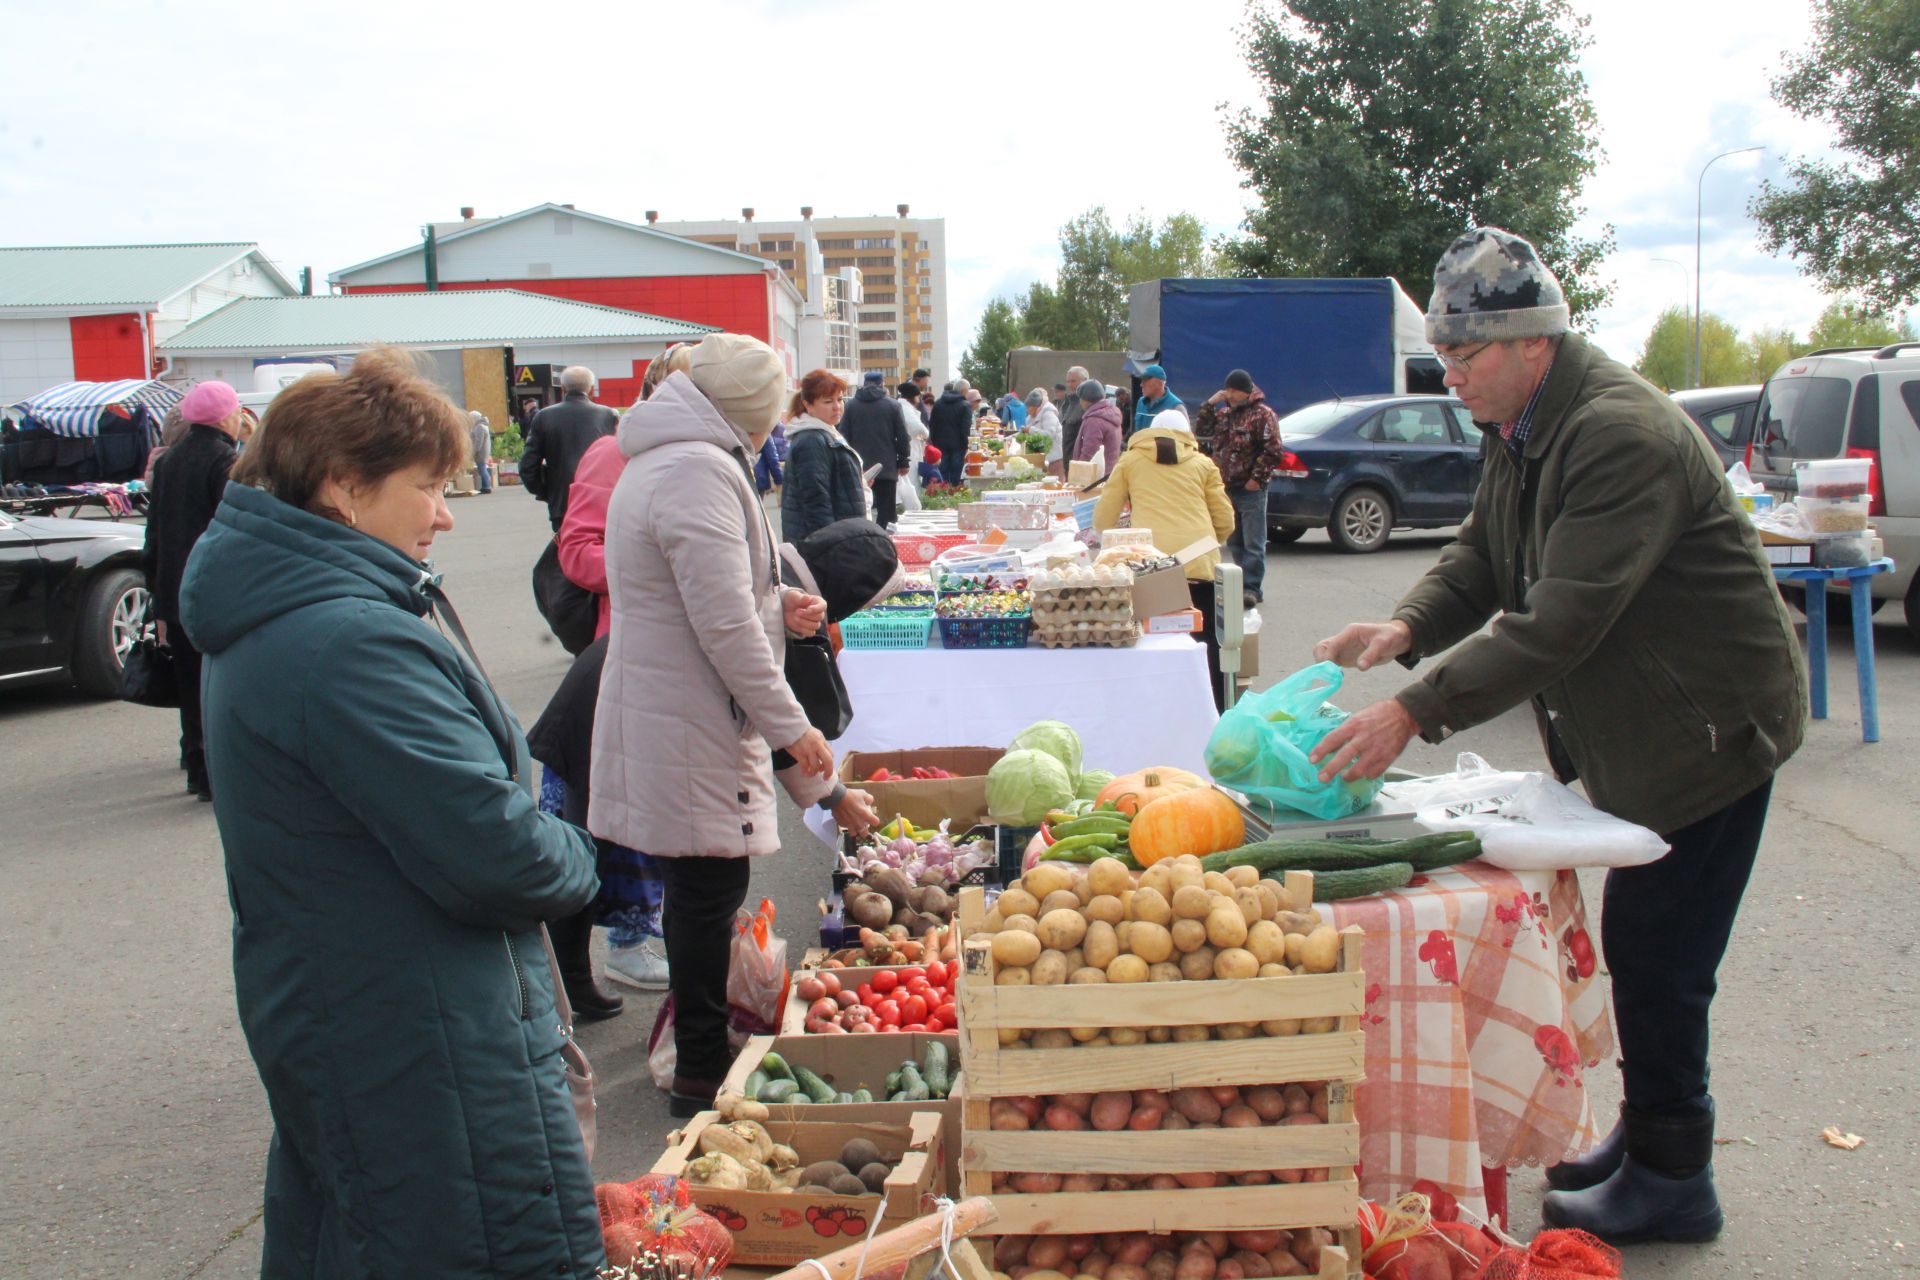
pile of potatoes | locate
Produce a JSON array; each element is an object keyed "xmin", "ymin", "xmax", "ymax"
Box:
[
  {"xmin": 984, "ymin": 1084, "xmax": 1336, "ymax": 1193},
  {"xmin": 991, "ymin": 1227, "xmax": 1339, "ymax": 1280},
  {"xmin": 975, "ymin": 856, "xmax": 1343, "ymax": 1047}
]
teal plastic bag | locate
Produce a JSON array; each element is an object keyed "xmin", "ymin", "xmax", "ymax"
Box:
[{"xmin": 1204, "ymin": 661, "xmax": 1384, "ymax": 820}]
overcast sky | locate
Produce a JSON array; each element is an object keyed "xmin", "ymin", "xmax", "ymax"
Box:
[{"xmin": 1, "ymin": 0, "xmax": 1897, "ymax": 375}]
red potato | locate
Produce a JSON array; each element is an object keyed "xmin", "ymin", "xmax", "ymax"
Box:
[
  {"xmin": 1302, "ymin": 1167, "xmax": 1329, "ymax": 1183},
  {"xmin": 1146, "ymin": 1174, "xmax": 1183, "ymax": 1190},
  {"xmin": 1273, "ymin": 1167, "xmax": 1304, "ymax": 1183},
  {"xmin": 995, "ymin": 1237, "xmax": 1030, "ymax": 1269},
  {"xmin": 1129, "ymin": 1104, "xmax": 1167, "ymax": 1131},
  {"xmin": 1044, "ymin": 1103, "xmax": 1089, "ymax": 1130},
  {"xmin": 1010, "ymin": 1096, "xmax": 1045, "ymax": 1123},
  {"xmin": 1146, "ymin": 1253, "xmax": 1179, "ymax": 1280},
  {"xmin": 991, "ymin": 1100, "xmax": 1033, "ymax": 1130},
  {"xmin": 1282, "ymin": 1112, "xmax": 1324, "ymax": 1126},
  {"xmin": 1091, "ymin": 1091, "xmax": 1135, "ymax": 1131},
  {"xmin": 1231, "ymin": 1251, "xmax": 1273, "ymax": 1279},
  {"xmin": 1311, "ymin": 1086, "xmax": 1330, "ymax": 1121},
  {"xmin": 1133, "ymin": 1088, "xmax": 1170, "ymax": 1111},
  {"xmin": 1291, "ymin": 1229, "xmax": 1331, "ymax": 1270},
  {"xmin": 1082, "ymin": 1252, "xmax": 1111, "ymax": 1279},
  {"xmin": 1027, "ymin": 1238, "xmax": 1070, "ymax": 1271},
  {"xmin": 1107, "ymin": 1175, "xmax": 1136, "ymax": 1191},
  {"xmin": 1215, "ymin": 1261, "xmax": 1245, "ymax": 1280},
  {"xmin": 1280, "ymin": 1084, "xmax": 1311, "ymax": 1116},
  {"xmin": 1104, "ymin": 1267, "xmax": 1149, "ymax": 1280},
  {"xmin": 1243, "ymin": 1086, "xmax": 1286, "ymax": 1123},
  {"xmin": 1173, "ymin": 1171, "xmax": 1221, "ymax": 1189},
  {"xmin": 1209, "ymin": 1085, "xmax": 1242, "ymax": 1107},
  {"xmin": 1061, "ymin": 1174, "xmax": 1105, "ymax": 1192},
  {"xmin": 1171, "ymin": 1088, "xmax": 1222, "ymax": 1124},
  {"xmin": 1174, "ymin": 1251, "xmax": 1216, "ymax": 1280},
  {"xmin": 1056, "ymin": 1092, "xmax": 1097, "ymax": 1116},
  {"xmin": 1228, "ymin": 1232, "xmax": 1282, "ymax": 1254},
  {"xmin": 1159, "ymin": 1111, "xmax": 1192, "ymax": 1131},
  {"xmin": 1065, "ymin": 1236, "xmax": 1097, "ymax": 1262},
  {"xmin": 1011, "ymin": 1172, "xmax": 1065, "ymax": 1193},
  {"xmin": 1221, "ymin": 1104, "xmax": 1262, "ymax": 1128},
  {"xmin": 1263, "ymin": 1251, "xmax": 1308, "ymax": 1277},
  {"xmin": 1198, "ymin": 1234, "xmax": 1231, "ymax": 1259},
  {"xmin": 1233, "ymin": 1171, "xmax": 1272, "ymax": 1185},
  {"xmin": 1111, "ymin": 1236, "xmax": 1155, "ymax": 1267}
]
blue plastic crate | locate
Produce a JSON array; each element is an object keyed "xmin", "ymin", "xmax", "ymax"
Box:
[{"xmin": 1073, "ymin": 497, "xmax": 1098, "ymax": 529}]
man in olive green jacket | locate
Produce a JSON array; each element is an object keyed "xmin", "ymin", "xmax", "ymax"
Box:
[{"xmin": 1311, "ymin": 228, "xmax": 1806, "ymax": 1247}]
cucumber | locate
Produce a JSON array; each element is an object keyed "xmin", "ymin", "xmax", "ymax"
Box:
[
  {"xmin": 792, "ymin": 1065, "xmax": 838, "ymax": 1105},
  {"xmin": 851, "ymin": 1087, "xmax": 874, "ymax": 1104},
  {"xmin": 758, "ymin": 1078, "xmax": 800, "ymax": 1103},
  {"xmin": 1311, "ymin": 862, "xmax": 1417, "ymax": 900},
  {"xmin": 922, "ymin": 1041, "xmax": 951, "ymax": 1098},
  {"xmin": 760, "ymin": 1051, "xmax": 797, "ymax": 1083},
  {"xmin": 894, "ymin": 1064, "xmax": 931, "ymax": 1102},
  {"xmin": 1203, "ymin": 832, "xmax": 1478, "ymax": 875},
  {"xmin": 885, "ymin": 1069, "xmax": 903, "ymax": 1095},
  {"xmin": 744, "ymin": 1069, "xmax": 769, "ymax": 1098},
  {"xmin": 835, "ymin": 1091, "xmax": 853, "ymax": 1104}
]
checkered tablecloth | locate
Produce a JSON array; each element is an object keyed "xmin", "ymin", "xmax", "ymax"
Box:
[{"xmin": 1329, "ymin": 862, "xmax": 1615, "ymax": 1216}]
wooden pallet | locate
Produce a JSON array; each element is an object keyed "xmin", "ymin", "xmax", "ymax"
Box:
[{"xmin": 952, "ymin": 875, "xmax": 1365, "ymax": 1278}]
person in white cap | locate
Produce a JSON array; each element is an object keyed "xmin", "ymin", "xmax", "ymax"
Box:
[{"xmin": 589, "ymin": 333, "xmax": 859, "ymax": 1116}]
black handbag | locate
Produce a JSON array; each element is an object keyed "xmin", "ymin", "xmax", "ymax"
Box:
[
  {"xmin": 118, "ymin": 637, "xmax": 180, "ymax": 708},
  {"xmin": 531, "ymin": 538, "xmax": 599, "ymax": 657},
  {"xmin": 785, "ymin": 631, "xmax": 853, "ymax": 740}
]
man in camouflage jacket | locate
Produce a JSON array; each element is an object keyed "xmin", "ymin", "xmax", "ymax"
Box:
[{"xmin": 1193, "ymin": 370, "xmax": 1285, "ymax": 604}]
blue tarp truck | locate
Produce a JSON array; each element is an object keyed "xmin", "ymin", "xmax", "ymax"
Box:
[{"xmin": 1126, "ymin": 278, "xmax": 1444, "ymax": 419}]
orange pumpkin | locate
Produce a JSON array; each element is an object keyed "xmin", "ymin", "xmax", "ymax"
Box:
[
  {"xmin": 1096, "ymin": 766, "xmax": 1205, "ymax": 817},
  {"xmin": 1128, "ymin": 786, "xmax": 1246, "ymax": 866}
]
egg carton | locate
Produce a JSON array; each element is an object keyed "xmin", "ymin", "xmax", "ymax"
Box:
[{"xmin": 1031, "ymin": 620, "xmax": 1140, "ymax": 649}]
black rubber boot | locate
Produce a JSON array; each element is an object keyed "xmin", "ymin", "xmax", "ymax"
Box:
[
  {"xmin": 1541, "ymin": 1103, "xmax": 1723, "ymax": 1244},
  {"xmin": 1545, "ymin": 1104, "xmax": 1626, "ymax": 1191}
]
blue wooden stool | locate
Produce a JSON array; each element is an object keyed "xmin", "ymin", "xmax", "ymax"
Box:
[{"xmin": 1773, "ymin": 557, "xmax": 1895, "ymax": 743}]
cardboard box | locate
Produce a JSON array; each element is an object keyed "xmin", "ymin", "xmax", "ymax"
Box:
[
  {"xmin": 1128, "ymin": 537, "xmax": 1218, "ymax": 620},
  {"xmin": 839, "ymin": 747, "xmax": 1005, "ymax": 831},
  {"xmin": 719, "ymin": 1032, "xmax": 964, "ymax": 1187},
  {"xmin": 1766, "ymin": 543, "xmax": 1813, "ymax": 565},
  {"xmin": 782, "ymin": 963, "xmax": 951, "ymax": 1034},
  {"xmin": 1143, "ymin": 608, "xmax": 1203, "ymax": 635},
  {"xmin": 652, "ymin": 1111, "xmax": 943, "ymax": 1266}
]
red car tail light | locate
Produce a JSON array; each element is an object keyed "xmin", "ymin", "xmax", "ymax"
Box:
[
  {"xmin": 1275, "ymin": 450, "xmax": 1309, "ymax": 480},
  {"xmin": 1846, "ymin": 447, "xmax": 1886, "ymax": 517}
]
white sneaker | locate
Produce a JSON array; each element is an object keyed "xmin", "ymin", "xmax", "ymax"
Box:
[{"xmin": 604, "ymin": 940, "xmax": 670, "ymax": 990}]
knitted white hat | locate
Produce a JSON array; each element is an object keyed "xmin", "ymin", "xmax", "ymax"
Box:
[{"xmin": 686, "ymin": 333, "xmax": 785, "ymax": 437}]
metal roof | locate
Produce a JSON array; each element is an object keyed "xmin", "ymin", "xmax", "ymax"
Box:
[
  {"xmin": 330, "ymin": 203, "xmax": 777, "ymax": 281},
  {"xmin": 0, "ymin": 243, "xmax": 293, "ymax": 307},
  {"xmin": 157, "ymin": 289, "xmax": 719, "ymax": 352}
]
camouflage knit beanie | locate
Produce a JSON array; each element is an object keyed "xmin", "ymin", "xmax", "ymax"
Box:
[{"xmin": 1425, "ymin": 227, "xmax": 1569, "ymax": 345}]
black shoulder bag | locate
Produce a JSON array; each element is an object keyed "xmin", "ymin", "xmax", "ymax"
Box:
[{"xmin": 531, "ymin": 538, "xmax": 599, "ymax": 656}]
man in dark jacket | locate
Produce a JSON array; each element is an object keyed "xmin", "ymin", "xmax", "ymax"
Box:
[
  {"xmin": 142, "ymin": 379, "xmax": 250, "ymax": 800},
  {"xmin": 1194, "ymin": 370, "xmax": 1286, "ymax": 606},
  {"xmin": 839, "ymin": 371, "xmax": 912, "ymax": 527},
  {"xmin": 520, "ymin": 367, "xmax": 617, "ymax": 529},
  {"xmin": 1310, "ymin": 228, "xmax": 1807, "ymax": 1247},
  {"xmin": 928, "ymin": 379, "xmax": 974, "ymax": 486},
  {"xmin": 1059, "ymin": 366, "xmax": 1090, "ymax": 465}
]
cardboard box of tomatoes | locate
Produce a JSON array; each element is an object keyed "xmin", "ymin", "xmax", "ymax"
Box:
[
  {"xmin": 781, "ymin": 960, "xmax": 960, "ymax": 1036},
  {"xmin": 837, "ymin": 747, "xmax": 1005, "ymax": 832}
]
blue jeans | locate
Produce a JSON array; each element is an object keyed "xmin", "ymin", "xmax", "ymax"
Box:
[
  {"xmin": 1227, "ymin": 486, "xmax": 1268, "ymax": 600},
  {"xmin": 476, "ymin": 463, "xmax": 492, "ymax": 493}
]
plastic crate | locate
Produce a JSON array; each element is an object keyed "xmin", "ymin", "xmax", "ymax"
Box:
[
  {"xmin": 839, "ymin": 611, "xmax": 933, "ymax": 649},
  {"xmin": 1073, "ymin": 497, "xmax": 1099, "ymax": 529},
  {"xmin": 937, "ymin": 613, "xmax": 1030, "ymax": 648}
]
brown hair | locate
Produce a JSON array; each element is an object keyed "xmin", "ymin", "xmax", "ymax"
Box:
[
  {"xmin": 788, "ymin": 368, "xmax": 847, "ymax": 421},
  {"xmin": 233, "ymin": 347, "xmax": 468, "ymax": 520},
  {"xmin": 641, "ymin": 342, "xmax": 698, "ymax": 401}
]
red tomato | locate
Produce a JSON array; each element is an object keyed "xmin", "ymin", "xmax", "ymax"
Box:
[
  {"xmin": 923, "ymin": 1009, "xmax": 945, "ymax": 1032},
  {"xmin": 922, "ymin": 961, "xmax": 945, "ymax": 985},
  {"xmin": 856, "ymin": 982, "xmax": 876, "ymax": 1006},
  {"xmin": 904, "ymin": 1022, "xmax": 928, "ymax": 1032},
  {"xmin": 880, "ymin": 1024, "xmax": 900, "ymax": 1033},
  {"xmin": 901, "ymin": 994, "xmax": 929, "ymax": 1024},
  {"xmin": 875, "ymin": 999, "xmax": 901, "ymax": 1026},
  {"xmin": 935, "ymin": 1000, "xmax": 956, "ymax": 1026},
  {"xmin": 904, "ymin": 978, "xmax": 932, "ymax": 999},
  {"xmin": 873, "ymin": 970, "xmax": 900, "ymax": 994}
]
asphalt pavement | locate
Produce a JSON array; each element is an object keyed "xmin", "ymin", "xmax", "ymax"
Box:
[{"xmin": 1, "ymin": 490, "xmax": 1913, "ymax": 1277}]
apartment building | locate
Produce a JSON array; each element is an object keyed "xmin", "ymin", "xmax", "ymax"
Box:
[{"xmin": 649, "ymin": 205, "xmax": 948, "ymax": 384}]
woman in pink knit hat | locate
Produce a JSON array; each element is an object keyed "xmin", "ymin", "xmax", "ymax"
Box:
[{"xmin": 141, "ymin": 380, "xmax": 252, "ymax": 799}]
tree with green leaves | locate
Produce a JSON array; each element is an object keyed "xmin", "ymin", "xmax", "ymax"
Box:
[
  {"xmin": 1014, "ymin": 207, "xmax": 1219, "ymax": 351},
  {"xmin": 957, "ymin": 298, "xmax": 1025, "ymax": 400},
  {"xmin": 1223, "ymin": 0, "xmax": 1615, "ymax": 324},
  {"xmin": 1805, "ymin": 298, "xmax": 1918, "ymax": 351},
  {"xmin": 1635, "ymin": 307, "xmax": 1747, "ymax": 389},
  {"xmin": 1741, "ymin": 326, "xmax": 1803, "ymax": 382},
  {"xmin": 1749, "ymin": 0, "xmax": 1920, "ymax": 311}
]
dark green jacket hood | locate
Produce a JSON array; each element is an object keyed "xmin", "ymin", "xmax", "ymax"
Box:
[{"xmin": 179, "ymin": 480, "xmax": 432, "ymax": 655}]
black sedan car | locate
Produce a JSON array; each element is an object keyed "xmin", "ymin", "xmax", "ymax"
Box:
[
  {"xmin": 1265, "ymin": 394, "xmax": 1482, "ymax": 552},
  {"xmin": 0, "ymin": 504, "xmax": 150, "ymax": 695}
]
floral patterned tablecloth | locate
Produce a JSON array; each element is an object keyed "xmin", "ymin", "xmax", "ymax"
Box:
[{"xmin": 1328, "ymin": 862, "xmax": 1615, "ymax": 1217}]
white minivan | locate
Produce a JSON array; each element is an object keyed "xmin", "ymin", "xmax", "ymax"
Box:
[{"xmin": 1747, "ymin": 342, "xmax": 1920, "ymax": 640}]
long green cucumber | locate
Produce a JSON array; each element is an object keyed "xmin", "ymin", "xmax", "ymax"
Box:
[
  {"xmin": 792, "ymin": 1065, "xmax": 838, "ymax": 1105},
  {"xmin": 1204, "ymin": 832, "xmax": 1478, "ymax": 875},
  {"xmin": 1311, "ymin": 862, "xmax": 1417, "ymax": 900},
  {"xmin": 760, "ymin": 1051, "xmax": 797, "ymax": 1083},
  {"xmin": 744, "ymin": 1068, "xmax": 770, "ymax": 1098},
  {"xmin": 757, "ymin": 1078, "xmax": 800, "ymax": 1103}
]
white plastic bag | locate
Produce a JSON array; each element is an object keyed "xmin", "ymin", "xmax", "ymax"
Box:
[
  {"xmin": 1389, "ymin": 753, "xmax": 1669, "ymax": 870},
  {"xmin": 725, "ymin": 899, "xmax": 790, "ymax": 1037},
  {"xmin": 1725, "ymin": 460, "xmax": 1765, "ymax": 498}
]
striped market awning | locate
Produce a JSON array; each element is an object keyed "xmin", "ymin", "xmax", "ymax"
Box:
[{"xmin": 7, "ymin": 379, "xmax": 182, "ymax": 440}]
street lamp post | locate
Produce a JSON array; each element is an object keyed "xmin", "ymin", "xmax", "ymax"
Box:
[{"xmin": 1694, "ymin": 146, "xmax": 1764, "ymax": 389}]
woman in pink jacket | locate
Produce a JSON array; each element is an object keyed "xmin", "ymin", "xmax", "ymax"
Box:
[{"xmin": 1071, "ymin": 379, "xmax": 1124, "ymax": 478}]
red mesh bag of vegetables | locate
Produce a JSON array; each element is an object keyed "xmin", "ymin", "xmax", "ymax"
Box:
[
  {"xmin": 1358, "ymin": 1194, "xmax": 1502, "ymax": 1279},
  {"xmin": 1475, "ymin": 1230, "xmax": 1621, "ymax": 1280},
  {"xmin": 595, "ymin": 1173, "xmax": 735, "ymax": 1274}
]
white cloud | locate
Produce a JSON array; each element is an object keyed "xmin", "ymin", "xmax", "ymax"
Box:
[{"xmin": 0, "ymin": 0, "xmax": 1904, "ymax": 378}]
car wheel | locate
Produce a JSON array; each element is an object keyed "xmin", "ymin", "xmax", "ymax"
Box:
[
  {"xmin": 1267, "ymin": 525, "xmax": 1306, "ymax": 547},
  {"xmin": 71, "ymin": 567, "xmax": 148, "ymax": 697},
  {"xmin": 1329, "ymin": 487, "xmax": 1393, "ymax": 554}
]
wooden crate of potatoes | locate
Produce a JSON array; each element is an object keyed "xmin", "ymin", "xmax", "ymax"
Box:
[{"xmin": 952, "ymin": 863, "xmax": 1364, "ymax": 1278}]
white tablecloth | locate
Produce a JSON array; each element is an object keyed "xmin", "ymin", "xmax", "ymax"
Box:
[{"xmin": 833, "ymin": 632, "xmax": 1218, "ymax": 776}]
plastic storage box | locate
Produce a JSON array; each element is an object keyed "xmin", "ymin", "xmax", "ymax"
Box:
[
  {"xmin": 1795, "ymin": 457, "xmax": 1873, "ymax": 499},
  {"xmin": 1798, "ymin": 495, "xmax": 1870, "ymax": 533}
]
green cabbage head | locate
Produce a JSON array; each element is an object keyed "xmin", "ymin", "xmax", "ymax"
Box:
[
  {"xmin": 1008, "ymin": 720, "xmax": 1083, "ymax": 779},
  {"xmin": 986, "ymin": 749, "xmax": 1076, "ymax": 825}
]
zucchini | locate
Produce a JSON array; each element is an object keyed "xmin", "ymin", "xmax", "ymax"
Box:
[
  {"xmin": 1311, "ymin": 862, "xmax": 1417, "ymax": 900},
  {"xmin": 922, "ymin": 1041, "xmax": 951, "ymax": 1098},
  {"xmin": 792, "ymin": 1065, "xmax": 838, "ymax": 1105},
  {"xmin": 758, "ymin": 1078, "xmax": 800, "ymax": 1103},
  {"xmin": 1203, "ymin": 832, "xmax": 1478, "ymax": 875},
  {"xmin": 760, "ymin": 1051, "xmax": 797, "ymax": 1083}
]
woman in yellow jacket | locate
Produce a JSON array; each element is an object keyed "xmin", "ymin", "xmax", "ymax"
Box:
[{"xmin": 1094, "ymin": 409, "xmax": 1237, "ymax": 709}]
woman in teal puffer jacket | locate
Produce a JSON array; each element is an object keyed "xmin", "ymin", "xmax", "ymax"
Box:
[{"xmin": 179, "ymin": 348, "xmax": 605, "ymax": 1278}]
